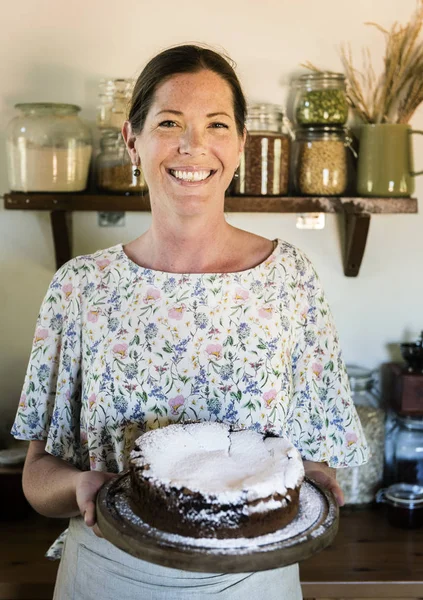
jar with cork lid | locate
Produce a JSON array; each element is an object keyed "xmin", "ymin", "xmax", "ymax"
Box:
[{"xmin": 233, "ymin": 103, "xmax": 291, "ymax": 196}]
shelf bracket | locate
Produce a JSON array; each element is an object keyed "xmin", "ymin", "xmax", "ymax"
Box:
[
  {"xmin": 344, "ymin": 213, "xmax": 371, "ymax": 277},
  {"xmin": 50, "ymin": 211, "xmax": 72, "ymax": 270}
]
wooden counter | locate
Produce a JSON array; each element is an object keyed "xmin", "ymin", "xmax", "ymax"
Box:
[
  {"xmin": 0, "ymin": 505, "xmax": 422, "ymax": 600},
  {"xmin": 300, "ymin": 505, "xmax": 423, "ymax": 599}
]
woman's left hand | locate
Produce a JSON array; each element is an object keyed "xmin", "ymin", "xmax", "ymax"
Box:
[{"xmin": 303, "ymin": 460, "xmax": 345, "ymax": 506}]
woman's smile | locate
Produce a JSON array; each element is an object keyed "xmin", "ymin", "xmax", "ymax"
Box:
[{"xmin": 167, "ymin": 167, "xmax": 217, "ymax": 184}]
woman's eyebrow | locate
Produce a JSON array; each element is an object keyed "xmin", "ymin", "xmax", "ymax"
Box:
[
  {"xmin": 155, "ymin": 109, "xmax": 233, "ymax": 119},
  {"xmin": 155, "ymin": 109, "xmax": 183, "ymax": 116}
]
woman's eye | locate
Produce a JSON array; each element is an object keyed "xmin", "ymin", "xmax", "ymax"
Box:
[
  {"xmin": 158, "ymin": 120, "xmax": 178, "ymax": 128},
  {"xmin": 210, "ymin": 122, "xmax": 229, "ymax": 129}
]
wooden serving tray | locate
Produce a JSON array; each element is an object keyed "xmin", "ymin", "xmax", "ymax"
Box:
[{"xmin": 96, "ymin": 473, "xmax": 339, "ymax": 573}]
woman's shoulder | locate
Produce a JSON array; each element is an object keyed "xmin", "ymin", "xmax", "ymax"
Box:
[
  {"xmin": 273, "ymin": 239, "xmax": 316, "ymax": 274},
  {"xmin": 53, "ymin": 244, "xmax": 125, "ymax": 279}
]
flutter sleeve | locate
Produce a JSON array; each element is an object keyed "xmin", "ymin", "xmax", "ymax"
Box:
[
  {"xmin": 11, "ymin": 260, "xmax": 84, "ymax": 469},
  {"xmin": 286, "ymin": 250, "xmax": 370, "ymax": 468}
]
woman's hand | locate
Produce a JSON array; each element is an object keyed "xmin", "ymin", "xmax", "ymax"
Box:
[
  {"xmin": 303, "ymin": 460, "xmax": 345, "ymax": 506},
  {"xmin": 75, "ymin": 471, "xmax": 118, "ymax": 537}
]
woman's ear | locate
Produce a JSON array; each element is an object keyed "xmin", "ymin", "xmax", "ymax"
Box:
[
  {"xmin": 122, "ymin": 121, "xmax": 139, "ymax": 165},
  {"xmin": 238, "ymin": 126, "xmax": 247, "ymax": 157}
]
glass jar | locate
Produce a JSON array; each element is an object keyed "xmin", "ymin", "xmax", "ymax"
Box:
[
  {"xmin": 96, "ymin": 131, "xmax": 147, "ymax": 193},
  {"xmin": 392, "ymin": 416, "xmax": 423, "ymax": 485},
  {"xmin": 336, "ymin": 365, "xmax": 385, "ymax": 505},
  {"xmin": 376, "ymin": 483, "xmax": 423, "ymax": 529},
  {"xmin": 293, "ymin": 127, "xmax": 352, "ymax": 196},
  {"xmin": 97, "ymin": 79, "xmax": 134, "ymax": 131},
  {"xmin": 6, "ymin": 103, "xmax": 92, "ymax": 192},
  {"xmin": 292, "ymin": 72, "xmax": 349, "ymax": 126},
  {"xmin": 233, "ymin": 104, "xmax": 291, "ymax": 196}
]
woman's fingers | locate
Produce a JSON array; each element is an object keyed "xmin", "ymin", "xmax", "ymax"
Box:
[
  {"xmin": 83, "ymin": 500, "xmax": 96, "ymax": 527},
  {"xmin": 303, "ymin": 461, "xmax": 345, "ymax": 506},
  {"xmin": 76, "ymin": 471, "xmax": 118, "ymax": 527}
]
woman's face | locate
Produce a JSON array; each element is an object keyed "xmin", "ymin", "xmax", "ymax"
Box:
[{"xmin": 125, "ymin": 70, "xmax": 245, "ymax": 218}]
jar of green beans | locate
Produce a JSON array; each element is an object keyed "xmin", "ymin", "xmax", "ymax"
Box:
[{"xmin": 292, "ymin": 72, "xmax": 349, "ymax": 126}]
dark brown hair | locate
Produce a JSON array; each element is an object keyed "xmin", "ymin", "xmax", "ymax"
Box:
[{"xmin": 128, "ymin": 44, "xmax": 247, "ymax": 136}]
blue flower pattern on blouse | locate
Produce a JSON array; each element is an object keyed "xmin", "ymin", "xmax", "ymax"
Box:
[{"xmin": 11, "ymin": 239, "xmax": 369, "ymax": 559}]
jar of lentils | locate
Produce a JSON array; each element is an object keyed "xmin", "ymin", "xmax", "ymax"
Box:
[
  {"xmin": 233, "ymin": 104, "xmax": 291, "ymax": 196},
  {"xmin": 293, "ymin": 127, "xmax": 352, "ymax": 196},
  {"xmin": 292, "ymin": 72, "xmax": 349, "ymax": 126}
]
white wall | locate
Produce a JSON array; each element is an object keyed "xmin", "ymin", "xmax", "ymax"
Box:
[{"xmin": 1, "ymin": 0, "xmax": 422, "ymax": 435}]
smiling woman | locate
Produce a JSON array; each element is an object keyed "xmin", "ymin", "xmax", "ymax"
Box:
[
  {"xmin": 11, "ymin": 44, "xmax": 369, "ymax": 600},
  {"xmin": 122, "ymin": 69, "xmax": 244, "ymax": 227}
]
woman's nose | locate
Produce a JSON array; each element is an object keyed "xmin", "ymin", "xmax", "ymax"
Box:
[{"xmin": 178, "ymin": 127, "xmax": 206, "ymax": 155}]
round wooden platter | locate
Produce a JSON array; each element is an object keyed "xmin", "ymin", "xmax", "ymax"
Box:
[{"xmin": 96, "ymin": 473, "xmax": 339, "ymax": 573}]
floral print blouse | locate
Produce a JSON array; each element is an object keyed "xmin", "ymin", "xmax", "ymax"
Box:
[{"xmin": 12, "ymin": 239, "xmax": 368, "ymax": 473}]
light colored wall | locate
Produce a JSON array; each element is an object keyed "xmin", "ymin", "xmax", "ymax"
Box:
[{"xmin": 1, "ymin": 0, "xmax": 422, "ymax": 435}]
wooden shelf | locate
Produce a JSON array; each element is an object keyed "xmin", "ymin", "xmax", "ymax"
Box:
[{"xmin": 3, "ymin": 192, "xmax": 418, "ymax": 277}]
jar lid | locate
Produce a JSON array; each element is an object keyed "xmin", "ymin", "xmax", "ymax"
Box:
[
  {"xmin": 247, "ymin": 103, "xmax": 284, "ymax": 117},
  {"xmin": 99, "ymin": 79, "xmax": 134, "ymax": 97},
  {"xmin": 385, "ymin": 483, "xmax": 423, "ymax": 507},
  {"xmin": 347, "ymin": 364, "xmax": 374, "ymax": 392},
  {"xmin": 99, "ymin": 130, "xmax": 126, "ymax": 150},
  {"xmin": 294, "ymin": 126, "xmax": 349, "ymax": 140},
  {"xmin": 15, "ymin": 102, "xmax": 81, "ymax": 114},
  {"xmin": 396, "ymin": 414, "xmax": 423, "ymax": 430},
  {"xmin": 293, "ymin": 72, "xmax": 346, "ymax": 83}
]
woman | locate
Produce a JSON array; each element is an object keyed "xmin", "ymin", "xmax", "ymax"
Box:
[{"xmin": 12, "ymin": 45, "xmax": 369, "ymax": 599}]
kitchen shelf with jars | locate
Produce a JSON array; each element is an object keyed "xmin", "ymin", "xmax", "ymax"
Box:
[{"xmin": 3, "ymin": 75, "xmax": 419, "ymax": 277}]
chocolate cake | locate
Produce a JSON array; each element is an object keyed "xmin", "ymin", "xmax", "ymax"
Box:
[{"xmin": 129, "ymin": 422, "xmax": 304, "ymax": 539}]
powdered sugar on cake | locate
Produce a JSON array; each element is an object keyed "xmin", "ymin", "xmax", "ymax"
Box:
[
  {"xmin": 114, "ymin": 477, "xmax": 324, "ymax": 550},
  {"xmin": 130, "ymin": 422, "xmax": 304, "ymax": 504}
]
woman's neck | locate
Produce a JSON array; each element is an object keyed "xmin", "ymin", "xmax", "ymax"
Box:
[{"xmin": 126, "ymin": 217, "xmax": 239, "ymax": 273}]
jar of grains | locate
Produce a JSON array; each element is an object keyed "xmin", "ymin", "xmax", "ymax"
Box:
[
  {"xmin": 96, "ymin": 131, "xmax": 147, "ymax": 193},
  {"xmin": 233, "ymin": 103, "xmax": 291, "ymax": 196},
  {"xmin": 6, "ymin": 103, "xmax": 92, "ymax": 192},
  {"xmin": 336, "ymin": 365, "xmax": 385, "ymax": 506},
  {"xmin": 292, "ymin": 72, "xmax": 349, "ymax": 126},
  {"xmin": 97, "ymin": 78, "xmax": 134, "ymax": 131},
  {"xmin": 293, "ymin": 127, "xmax": 352, "ymax": 196}
]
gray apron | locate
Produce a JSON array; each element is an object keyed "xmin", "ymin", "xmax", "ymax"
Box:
[{"xmin": 53, "ymin": 517, "xmax": 303, "ymax": 599}]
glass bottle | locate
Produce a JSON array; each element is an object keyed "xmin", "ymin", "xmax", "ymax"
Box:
[
  {"xmin": 233, "ymin": 103, "xmax": 291, "ymax": 196},
  {"xmin": 292, "ymin": 126, "xmax": 353, "ymax": 196},
  {"xmin": 96, "ymin": 131, "xmax": 147, "ymax": 193},
  {"xmin": 6, "ymin": 103, "xmax": 92, "ymax": 192},
  {"xmin": 97, "ymin": 79, "xmax": 134, "ymax": 131},
  {"xmin": 292, "ymin": 72, "xmax": 349, "ymax": 126},
  {"xmin": 336, "ymin": 365, "xmax": 385, "ymax": 505}
]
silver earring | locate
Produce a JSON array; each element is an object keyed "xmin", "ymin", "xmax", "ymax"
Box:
[{"xmin": 133, "ymin": 167, "xmax": 141, "ymax": 177}]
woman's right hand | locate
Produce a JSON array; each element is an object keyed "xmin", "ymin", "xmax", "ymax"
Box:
[{"xmin": 75, "ymin": 471, "xmax": 118, "ymax": 537}]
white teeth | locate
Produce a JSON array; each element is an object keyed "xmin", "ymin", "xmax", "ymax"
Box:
[{"xmin": 170, "ymin": 170, "xmax": 211, "ymax": 181}]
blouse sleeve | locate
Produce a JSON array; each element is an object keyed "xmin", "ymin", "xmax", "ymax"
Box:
[
  {"xmin": 286, "ymin": 250, "xmax": 370, "ymax": 468},
  {"xmin": 11, "ymin": 260, "xmax": 84, "ymax": 469}
]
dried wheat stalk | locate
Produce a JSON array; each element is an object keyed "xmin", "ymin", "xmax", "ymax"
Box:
[{"xmin": 302, "ymin": 1, "xmax": 423, "ymax": 124}]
